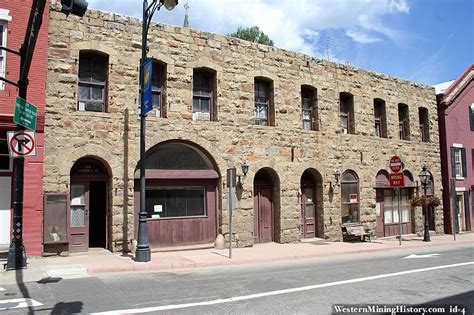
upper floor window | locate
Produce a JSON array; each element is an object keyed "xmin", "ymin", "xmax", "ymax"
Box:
[
  {"xmin": 452, "ymin": 146, "xmax": 467, "ymax": 178},
  {"xmin": 192, "ymin": 68, "xmax": 216, "ymax": 121},
  {"xmin": 151, "ymin": 61, "xmax": 166, "ymax": 117},
  {"xmin": 341, "ymin": 170, "xmax": 359, "ymax": 224},
  {"xmin": 339, "ymin": 92, "xmax": 354, "ymax": 134},
  {"xmin": 418, "ymin": 107, "xmax": 430, "ymax": 142},
  {"xmin": 301, "ymin": 85, "xmax": 318, "ymax": 130},
  {"xmin": 254, "ymin": 78, "xmax": 274, "ymax": 126},
  {"xmin": 0, "ymin": 22, "xmax": 6, "ymax": 90},
  {"xmin": 0, "ymin": 130, "xmax": 12, "ymax": 172},
  {"xmin": 469, "ymin": 103, "xmax": 474, "ymax": 131},
  {"xmin": 77, "ymin": 51, "xmax": 108, "ymax": 112},
  {"xmin": 374, "ymin": 98, "xmax": 387, "ymax": 138},
  {"xmin": 398, "ymin": 103, "xmax": 410, "ymax": 140}
]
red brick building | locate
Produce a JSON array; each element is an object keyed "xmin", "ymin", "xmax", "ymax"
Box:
[{"xmin": 0, "ymin": 1, "xmax": 49, "ymax": 256}]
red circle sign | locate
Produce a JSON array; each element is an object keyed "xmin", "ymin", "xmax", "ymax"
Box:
[
  {"xmin": 9, "ymin": 132, "xmax": 35, "ymax": 156},
  {"xmin": 390, "ymin": 156, "xmax": 403, "ymax": 173}
]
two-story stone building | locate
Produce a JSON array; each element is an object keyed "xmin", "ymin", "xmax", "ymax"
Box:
[{"xmin": 43, "ymin": 7, "xmax": 443, "ymax": 254}]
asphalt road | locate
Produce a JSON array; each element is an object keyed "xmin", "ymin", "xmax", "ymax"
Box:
[{"xmin": 1, "ymin": 243, "xmax": 473, "ymax": 315}]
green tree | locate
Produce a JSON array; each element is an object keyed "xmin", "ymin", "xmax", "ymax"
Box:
[{"xmin": 228, "ymin": 26, "xmax": 274, "ymax": 46}]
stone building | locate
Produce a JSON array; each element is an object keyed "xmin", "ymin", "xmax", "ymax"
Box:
[{"xmin": 43, "ymin": 7, "xmax": 443, "ymax": 254}]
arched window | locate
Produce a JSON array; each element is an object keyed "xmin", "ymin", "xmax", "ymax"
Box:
[
  {"xmin": 254, "ymin": 77, "xmax": 275, "ymax": 126},
  {"xmin": 341, "ymin": 170, "xmax": 359, "ymax": 224},
  {"xmin": 301, "ymin": 85, "xmax": 318, "ymax": 130},
  {"xmin": 193, "ymin": 68, "xmax": 217, "ymax": 121},
  {"xmin": 144, "ymin": 142, "xmax": 214, "ymax": 170},
  {"xmin": 78, "ymin": 51, "xmax": 109, "ymax": 112}
]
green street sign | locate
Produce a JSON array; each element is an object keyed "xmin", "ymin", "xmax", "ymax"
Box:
[{"xmin": 14, "ymin": 96, "xmax": 37, "ymax": 130}]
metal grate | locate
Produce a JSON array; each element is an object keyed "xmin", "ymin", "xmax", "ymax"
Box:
[{"xmin": 70, "ymin": 206, "xmax": 85, "ymax": 227}]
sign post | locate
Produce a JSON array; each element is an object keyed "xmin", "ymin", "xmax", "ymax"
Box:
[
  {"xmin": 389, "ymin": 155, "xmax": 404, "ymax": 245},
  {"xmin": 227, "ymin": 168, "xmax": 237, "ymax": 259}
]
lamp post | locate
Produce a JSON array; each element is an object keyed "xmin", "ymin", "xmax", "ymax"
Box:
[
  {"xmin": 419, "ymin": 166, "xmax": 431, "ymax": 242},
  {"xmin": 136, "ymin": 0, "xmax": 178, "ymax": 263}
]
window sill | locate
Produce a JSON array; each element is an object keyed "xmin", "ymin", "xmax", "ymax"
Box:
[{"xmin": 455, "ymin": 176, "xmax": 465, "ymax": 181}]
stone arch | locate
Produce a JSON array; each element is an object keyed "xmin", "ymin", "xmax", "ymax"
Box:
[
  {"xmin": 69, "ymin": 156, "xmax": 112, "ymax": 252},
  {"xmin": 300, "ymin": 168, "xmax": 324, "ymax": 238},
  {"xmin": 253, "ymin": 167, "xmax": 281, "ymax": 243},
  {"xmin": 70, "ymin": 41, "xmax": 118, "ymax": 64},
  {"xmin": 134, "ymin": 139, "xmax": 221, "ymax": 247}
]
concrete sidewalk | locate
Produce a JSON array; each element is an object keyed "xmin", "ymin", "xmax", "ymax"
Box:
[{"xmin": 1, "ymin": 233, "xmax": 472, "ymax": 285}]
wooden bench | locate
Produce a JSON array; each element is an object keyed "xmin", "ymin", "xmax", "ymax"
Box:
[{"xmin": 342, "ymin": 225, "xmax": 371, "ymax": 242}]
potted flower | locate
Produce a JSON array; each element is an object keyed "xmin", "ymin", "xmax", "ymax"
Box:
[
  {"xmin": 410, "ymin": 195, "xmax": 426, "ymax": 207},
  {"xmin": 427, "ymin": 196, "xmax": 441, "ymax": 207}
]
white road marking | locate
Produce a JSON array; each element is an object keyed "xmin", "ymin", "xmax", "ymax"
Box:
[
  {"xmin": 404, "ymin": 253, "xmax": 442, "ymax": 259},
  {"xmin": 0, "ymin": 288, "xmax": 5, "ymax": 292},
  {"xmin": 0, "ymin": 298, "xmax": 43, "ymax": 311},
  {"xmin": 93, "ymin": 261, "xmax": 474, "ymax": 315}
]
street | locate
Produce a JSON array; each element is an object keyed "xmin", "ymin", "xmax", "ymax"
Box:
[{"xmin": 1, "ymin": 243, "xmax": 473, "ymax": 314}]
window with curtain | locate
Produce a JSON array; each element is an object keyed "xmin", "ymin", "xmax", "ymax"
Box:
[
  {"xmin": 374, "ymin": 99, "xmax": 387, "ymax": 138},
  {"xmin": 301, "ymin": 86, "xmax": 317, "ymax": 130},
  {"xmin": 418, "ymin": 107, "xmax": 430, "ymax": 142},
  {"xmin": 152, "ymin": 61, "xmax": 166, "ymax": 117},
  {"xmin": 77, "ymin": 51, "xmax": 108, "ymax": 112},
  {"xmin": 398, "ymin": 104, "xmax": 410, "ymax": 140},
  {"xmin": 383, "ymin": 189, "xmax": 410, "ymax": 224},
  {"xmin": 340, "ymin": 92, "xmax": 354, "ymax": 134},
  {"xmin": 193, "ymin": 69, "xmax": 214, "ymax": 121},
  {"xmin": 0, "ymin": 23, "xmax": 6, "ymax": 90},
  {"xmin": 254, "ymin": 78, "xmax": 274, "ymax": 126}
]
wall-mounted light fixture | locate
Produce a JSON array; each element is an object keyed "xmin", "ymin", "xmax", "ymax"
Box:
[
  {"xmin": 237, "ymin": 161, "xmax": 249, "ymax": 187},
  {"xmin": 329, "ymin": 170, "xmax": 341, "ymax": 191}
]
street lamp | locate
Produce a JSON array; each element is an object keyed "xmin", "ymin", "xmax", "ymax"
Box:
[
  {"xmin": 136, "ymin": 0, "xmax": 178, "ymax": 263},
  {"xmin": 419, "ymin": 166, "xmax": 431, "ymax": 242}
]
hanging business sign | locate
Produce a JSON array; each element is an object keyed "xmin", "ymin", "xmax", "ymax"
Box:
[
  {"xmin": 7, "ymin": 131, "xmax": 37, "ymax": 158},
  {"xmin": 141, "ymin": 58, "xmax": 153, "ymax": 115}
]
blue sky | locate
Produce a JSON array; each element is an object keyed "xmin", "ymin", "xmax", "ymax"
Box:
[{"xmin": 87, "ymin": 0, "xmax": 473, "ymax": 85}]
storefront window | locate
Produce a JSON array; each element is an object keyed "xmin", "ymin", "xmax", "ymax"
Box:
[
  {"xmin": 146, "ymin": 187, "xmax": 206, "ymax": 219},
  {"xmin": 0, "ymin": 131, "xmax": 12, "ymax": 171},
  {"xmin": 341, "ymin": 171, "xmax": 359, "ymax": 224},
  {"xmin": 384, "ymin": 189, "xmax": 410, "ymax": 224}
]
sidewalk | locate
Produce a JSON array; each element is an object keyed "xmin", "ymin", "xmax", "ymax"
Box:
[{"xmin": 1, "ymin": 233, "xmax": 473, "ymax": 285}]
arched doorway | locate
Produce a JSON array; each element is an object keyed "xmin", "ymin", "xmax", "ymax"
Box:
[
  {"xmin": 70, "ymin": 158, "xmax": 110, "ymax": 252},
  {"xmin": 134, "ymin": 141, "xmax": 219, "ymax": 247},
  {"xmin": 253, "ymin": 168, "xmax": 279, "ymax": 243},
  {"xmin": 375, "ymin": 169, "xmax": 415, "ymax": 237},
  {"xmin": 300, "ymin": 169, "xmax": 323, "ymax": 239}
]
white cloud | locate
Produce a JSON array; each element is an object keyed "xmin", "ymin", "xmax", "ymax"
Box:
[
  {"xmin": 346, "ymin": 30, "xmax": 381, "ymax": 44},
  {"xmin": 87, "ymin": 0, "xmax": 410, "ymax": 57}
]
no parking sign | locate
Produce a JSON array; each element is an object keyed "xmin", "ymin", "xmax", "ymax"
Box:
[{"xmin": 7, "ymin": 131, "xmax": 37, "ymax": 158}]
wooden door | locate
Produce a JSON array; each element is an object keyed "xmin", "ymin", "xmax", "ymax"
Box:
[
  {"xmin": 254, "ymin": 186, "xmax": 273, "ymax": 243},
  {"xmin": 301, "ymin": 187, "xmax": 315, "ymax": 238},
  {"xmin": 375, "ymin": 190, "xmax": 384, "ymax": 238},
  {"xmin": 69, "ymin": 183, "xmax": 89, "ymax": 252}
]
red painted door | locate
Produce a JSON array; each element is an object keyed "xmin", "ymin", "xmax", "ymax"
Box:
[
  {"xmin": 69, "ymin": 182, "xmax": 89, "ymax": 252},
  {"xmin": 301, "ymin": 187, "xmax": 315, "ymax": 238},
  {"xmin": 254, "ymin": 186, "xmax": 273, "ymax": 243}
]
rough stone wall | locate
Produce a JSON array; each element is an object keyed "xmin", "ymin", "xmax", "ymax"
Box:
[{"xmin": 44, "ymin": 7, "xmax": 444, "ymax": 251}]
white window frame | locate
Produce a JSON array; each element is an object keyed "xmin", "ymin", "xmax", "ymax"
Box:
[
  {"xmin": 453, "ymin": 147, "xmax": 463, "ymax": 179},
  {"xmin": 0, "ymin": 9, "xmax": 12, "ymax": 91},
  {"xmin": 0, "ymin": 135, "xmax": 13, "ymax": 172}
]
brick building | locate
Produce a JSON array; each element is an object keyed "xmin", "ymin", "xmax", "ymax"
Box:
[
  {"xmin": 436, "ymin": 65, "xmax": 474, "ymax": 234},
  {"xmin": 0, "ymin": 1, "xmax": 48, "ymax": 256},
  {"xmin": 43, "ymin": 7, "xmax": 443, "ymax": 254}
]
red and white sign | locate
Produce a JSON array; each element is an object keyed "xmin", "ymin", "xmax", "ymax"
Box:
[
  {"xmin": 389, "ymin": 155, "xmax": 404, "ymax": 173},
  {"xmin": 7, "ymin": 131, "xmax": 37, "ymax": 158},
  {"xmin": 389, "ymin": 173, "xmax": 405, "ymax": 187}
]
